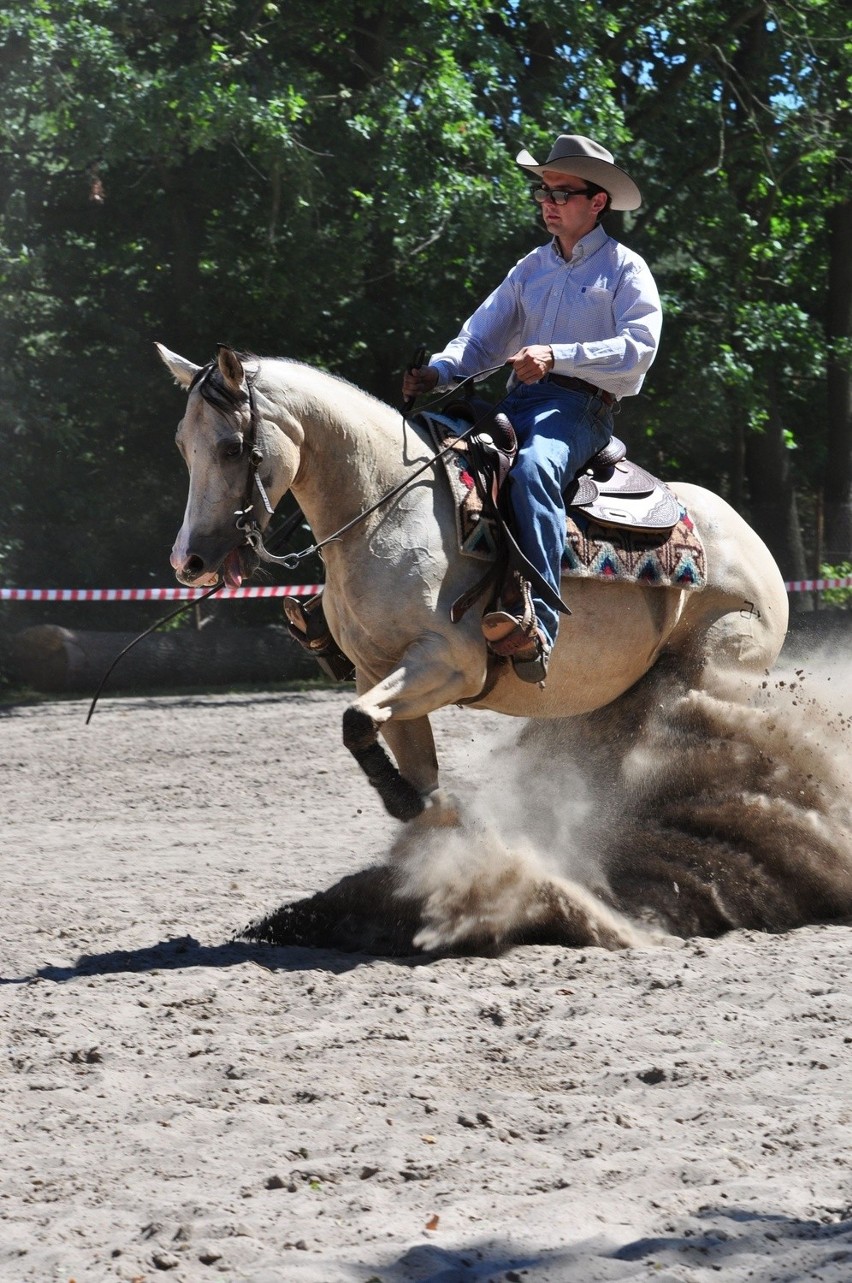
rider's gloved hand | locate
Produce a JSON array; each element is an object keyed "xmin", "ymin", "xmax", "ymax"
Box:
[{"xmin": 402, "ymin": 364, "xmax": 439, "ymax": 401}]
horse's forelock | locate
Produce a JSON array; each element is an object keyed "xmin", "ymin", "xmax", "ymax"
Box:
[
  {"xmin": 192, "ymin": 353, "xmax": 259, "ymax": 412},
  {"xmin": 188, "ymin": 362, "xmax": 212, "ymax": 394}
]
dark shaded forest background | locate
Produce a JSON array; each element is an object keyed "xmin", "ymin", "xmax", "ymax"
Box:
[{"xmin": 1, "ymin": 0, "xmax": 850, "ymax": 637}]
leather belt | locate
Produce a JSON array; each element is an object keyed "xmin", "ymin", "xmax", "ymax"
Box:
[{"xmin": 546, "ymin": 373, "xmax": 614, "ymax": 408}]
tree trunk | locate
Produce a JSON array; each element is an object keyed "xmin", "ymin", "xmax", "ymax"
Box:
[
  {"xmin": 727, "ymin": 7, "xmax": 806, "ymax": 589},
  {"xmin": 158, "ymin": 156, "xmax": 207, "ymax": 351},
  {"xmin": 822, "ymin": 188, "xmax": 852, "ymax": 562},
  {"xmin": 743, "ymin": 371, "xmax": 808, "ymax": 589}
]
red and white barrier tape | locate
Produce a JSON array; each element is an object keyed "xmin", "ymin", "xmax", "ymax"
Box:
[
  {"xmin": 0, "ymin": 585, "xmax": 323, "ymax": 602},
  {"xmin": 783, "ymin": 578, "xmax": 852, "ymax": 593},
  {"xmin": 1, "ymin": 578, "xmax": 851, "ymax": 603}
]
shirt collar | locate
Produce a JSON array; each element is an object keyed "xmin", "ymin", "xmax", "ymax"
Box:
[{"xmin": 551, "ymin": 222, "xmax": 609, "ymax": 264}]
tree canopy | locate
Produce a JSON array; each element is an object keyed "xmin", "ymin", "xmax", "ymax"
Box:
[{"xmin": 1, "ymin": 0, "xmax": 850, "ymax": 632}]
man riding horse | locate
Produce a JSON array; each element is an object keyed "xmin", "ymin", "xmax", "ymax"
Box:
[{"xmin": 402, "ymin": 133, "xmax": 662, "ymax": 683}]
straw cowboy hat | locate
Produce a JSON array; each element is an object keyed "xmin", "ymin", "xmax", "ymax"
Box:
[{"xmin": 516, "ymin": 134, "xmax": 642, "ymax": 211}]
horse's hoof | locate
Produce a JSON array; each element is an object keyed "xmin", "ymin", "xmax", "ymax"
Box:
[{"xmin": 421, "ymin": 789, "xmax": 462, "ymax": 827}]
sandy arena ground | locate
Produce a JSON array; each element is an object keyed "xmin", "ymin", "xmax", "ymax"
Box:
[{"xmin": 2, "ymin": 671, "xmax": 852, "ymax": 1283}]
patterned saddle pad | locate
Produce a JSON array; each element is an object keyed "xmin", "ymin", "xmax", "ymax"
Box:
[
  {"xmin": 562, "ymin": 507, "xmax": 706, "ymax": 589},
  {"xmin": 423, "ymin": 412, "xmax": 706, "ymax": 591}
]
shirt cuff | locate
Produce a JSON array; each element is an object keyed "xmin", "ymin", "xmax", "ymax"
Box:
[
  {"xmin": 549, "ymin": 343, "xmax": 579, "ymax": 374},
  {"xmin": 430, "ymin": 360, "xmax": 455, "ymax": 391}
]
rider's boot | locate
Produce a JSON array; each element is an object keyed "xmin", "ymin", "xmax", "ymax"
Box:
[
  {"xmin": 481, "ymin": 576, "xmax": 550, "ymax": 683},
  {"xmin": 282, "ymin": 594, "xmax": 355, "ymax": 682}
]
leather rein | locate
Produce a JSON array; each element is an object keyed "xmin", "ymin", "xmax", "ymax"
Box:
[
  {"xmin": 224, "ymin": 356, "xmax": 568, "ymax": 620},
  {"xmin": 230, "ymin": 359, "xmax": 510, "ymax": 573},
  {"xmin": 84, "ymin": 356, "xmax": 541, "ymax": 722}
]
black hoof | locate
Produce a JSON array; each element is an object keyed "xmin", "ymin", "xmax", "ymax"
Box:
[{"xmin": 360, "ymin": 744, "xmax": 425, "ymax": 821}]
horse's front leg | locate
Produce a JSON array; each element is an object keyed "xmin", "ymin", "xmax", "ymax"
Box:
[
  {"xmin": 341, "ymin": 714, "xmax": 437, "ymax": 822},
  {"xmin": 342, "ymin": 639, "xmax": 483, "ymax": 821}
]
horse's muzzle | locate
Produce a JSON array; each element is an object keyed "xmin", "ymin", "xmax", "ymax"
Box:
[{"xmin": 171, "ymin": 542, "xmax": 257, "ymax": 588}]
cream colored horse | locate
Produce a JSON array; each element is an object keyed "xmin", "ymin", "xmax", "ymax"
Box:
[{"xmin": 158, "ymin": 344, "xmax": 789, "ymax": 821}]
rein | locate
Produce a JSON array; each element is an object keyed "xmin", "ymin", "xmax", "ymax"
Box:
[
  {"xmin": 83, "ymin": 356, "xmax": 524, "ymax": 722},
  {"xmin": 88, "ymin": 359, "xmax": 507, "ymax": 720},
  {"xmin": 238, "ymin": 363, "xmax": 510, "ymax": 572},
  {"xmin": 85, "ymin": 582, "xmax": 224, "ymax": 724}
]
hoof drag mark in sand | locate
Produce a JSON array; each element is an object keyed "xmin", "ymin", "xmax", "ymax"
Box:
[{"xmin": 243, "ymin": 665, "xmax": 852, "ymax": 956}]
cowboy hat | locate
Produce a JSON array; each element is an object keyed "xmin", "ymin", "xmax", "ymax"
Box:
[{"xmin": 515, "ymin": 134, "xmax": 642, "ymax": 211}]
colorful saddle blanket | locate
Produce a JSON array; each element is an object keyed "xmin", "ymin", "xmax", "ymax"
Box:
[{"xmin": 425, "ymin": 412, "xmax": 706, "ymax": 591}]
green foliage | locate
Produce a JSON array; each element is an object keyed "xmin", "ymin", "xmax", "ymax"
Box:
[
  {"xmin": 820, "ymin": 562, "xmax": 852, "ymax": 608},
  {"xmin": 0, "ymin": 0, "xmax": 850, "ymax": 628}
]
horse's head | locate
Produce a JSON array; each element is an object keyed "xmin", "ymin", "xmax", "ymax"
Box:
[{"xmin": 157, "ymin": 343, "xmax": 301, "ymax": 587}]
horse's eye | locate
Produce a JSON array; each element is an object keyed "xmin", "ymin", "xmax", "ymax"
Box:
[{"xmin": 222, "ymin": 437, "xmax": 243, "ymax": 460}]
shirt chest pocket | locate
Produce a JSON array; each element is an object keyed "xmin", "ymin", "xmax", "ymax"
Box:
[
  {"xmin": 577, "ymin": 285, "xmax": 613, "ymax": 309},
  {"xmin": 572, "ymin": 285, "xmax": 615, "ymax": 334}
]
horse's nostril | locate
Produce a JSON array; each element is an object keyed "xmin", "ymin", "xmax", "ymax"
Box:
[{"xmin": 185, "ymin": 554, "xmax": 205, "ymax": 576}]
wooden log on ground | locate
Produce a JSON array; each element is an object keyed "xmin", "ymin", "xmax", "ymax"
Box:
[{"xmin": 5, "ymin": 624, "xmax": 322, "ymax": 693}]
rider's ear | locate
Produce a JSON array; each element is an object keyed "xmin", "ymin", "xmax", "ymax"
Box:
[
  {"xmin": 592, "ymin": 190, "xmax": 609, "ymax": 217},
  {"xmin": 217, "ymin": 345, "xmax": 246, "ymax": 396}
]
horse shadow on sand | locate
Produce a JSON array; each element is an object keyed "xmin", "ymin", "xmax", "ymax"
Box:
[
  {"xmin": 3, "ymin": 851, "xmax": 614, "ymax": 988},
  {"xmin": 0, "ymin": 927, "xmax": 418, "ymax": 987},
  {"xmin": 362, "ymin": 1208, "xmax": 852, "ymax": 1282}
]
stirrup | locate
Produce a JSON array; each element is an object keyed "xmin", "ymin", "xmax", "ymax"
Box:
[
  {"xmin": 481, "ymin": 611, "xmax": 550, "ymax": 683},
  {"xmin": 481, "ymin": 609, "xmax": 535, "ymax": 654},
  {"xmin": 282, "ymin": 594, "xmax": 355, "ymax": 682},
  {"xmin": 511, "ymin": 634, "xmax": 550, "ymax": 684}
]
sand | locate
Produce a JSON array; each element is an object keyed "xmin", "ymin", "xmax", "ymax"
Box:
[{"xmin": 2, "ymin": 667, "xmax": 852, "ymax": 1283}]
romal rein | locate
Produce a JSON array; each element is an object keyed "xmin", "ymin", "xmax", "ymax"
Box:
[
  {"xmin": 239, "ymin": 361, "xmax": 512, "ymax": 572},
  {"xmin": 86, "ymin": 358, "xmax": 263, "ymax": 723},
  {"xmin": 85, "ymin": 357, "xmax": 522, "ymax": 723}
]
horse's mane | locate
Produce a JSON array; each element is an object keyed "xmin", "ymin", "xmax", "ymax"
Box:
[
  {"xmin": 261, "ymin": 356, "xmax": 393, "ymax": 416},
  {"xmin": 193, "ymin": 351, "xmax": 393, "ymax": 425}
]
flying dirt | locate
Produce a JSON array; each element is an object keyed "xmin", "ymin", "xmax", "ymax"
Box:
[{"xmin": 244, "ymin": 656, "xmax": 852, "ymax": 955}]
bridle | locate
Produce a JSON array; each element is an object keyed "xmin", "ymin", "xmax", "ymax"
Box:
[
  {"xmin": 85, "ymin": 355, "xmax": 515, "ymax": 722},
  {"xmin": 187, "ymin": 354, "xmax": 275, "ymax": 529},
  {"xmin": 222, "ymin": 357, "xmax": 511, "ymax": 574}
]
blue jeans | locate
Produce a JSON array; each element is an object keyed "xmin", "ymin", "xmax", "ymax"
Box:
[{"xmin": 504, "ymin": 381, "xmax": 613, "ymax": 649}]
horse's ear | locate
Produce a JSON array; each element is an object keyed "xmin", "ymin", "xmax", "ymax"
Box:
[
  {"xmin": 216, "ymin": 345, "xmax": 247, "ymax": 396},
  {"xmin": 155, "ymin": 343, "xmax": 200, "ymax": 390}
]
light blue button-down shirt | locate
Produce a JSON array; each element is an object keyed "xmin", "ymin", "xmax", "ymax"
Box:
[{"xmin": 430, "ymin": 224, "xmax": 662, "ymax": 401}]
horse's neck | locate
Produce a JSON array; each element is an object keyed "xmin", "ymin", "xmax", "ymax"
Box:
[{"xmin": 265, "ymin": 366, "xmax": 409, "ymax": 541}]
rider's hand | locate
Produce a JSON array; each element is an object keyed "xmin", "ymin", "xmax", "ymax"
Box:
[
  {"xmin": 508, "ymin": 345, "xmax": 554, "ymax": 384},
  {"xmin": 402, "ymin": 364, "xmax": 439, "ymax": 400}
]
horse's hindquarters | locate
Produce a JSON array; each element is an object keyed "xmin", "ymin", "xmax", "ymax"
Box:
[
  {"xmin": 474, "ymin": 579, "xmax": 687, "ymax": 717},
  {"xmin": 665, "ymin": 482, "xmax": 789, "ymax": 678}
]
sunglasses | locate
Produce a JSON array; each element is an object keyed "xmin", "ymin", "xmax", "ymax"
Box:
[{"xmin": 531, "ymin": 183, "xmax": 594, "ymax": 205}]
